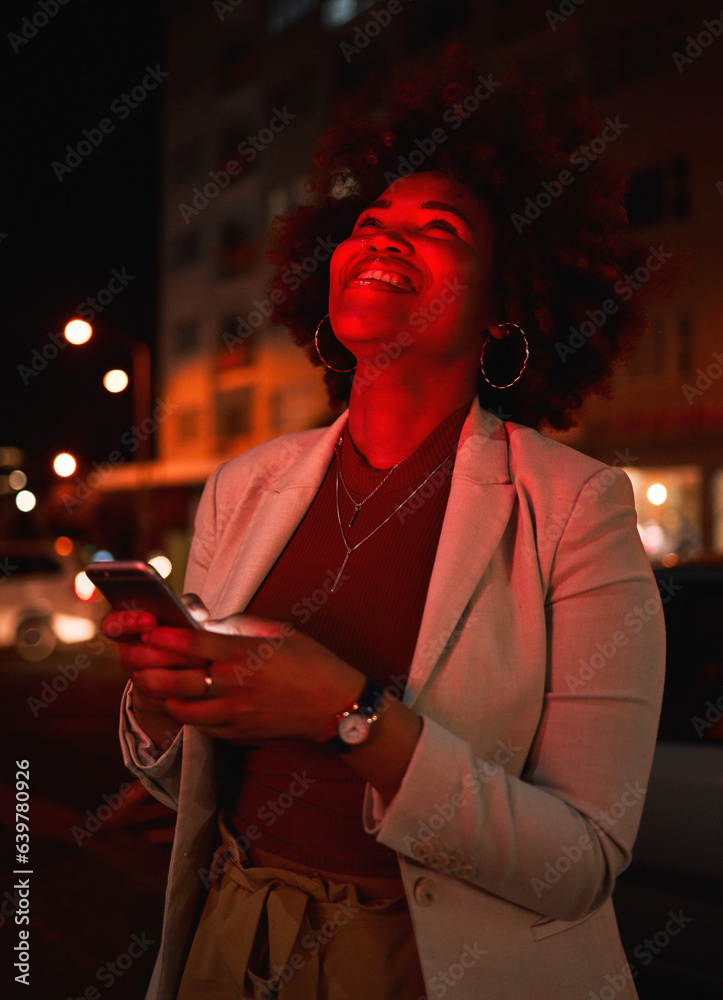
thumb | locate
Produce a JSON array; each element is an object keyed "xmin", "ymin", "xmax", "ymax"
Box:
[
  {"xmin": 181, "ymin": 593, "xmax": 210, "ymax": 623},
  {"xmin": 202, "ymin": 613, "xmax": 290, "ymax": 639}
]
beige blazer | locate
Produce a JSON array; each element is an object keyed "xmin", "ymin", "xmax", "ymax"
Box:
[{"xmin": 121, "ymin": 401, "xmax": 665, "ymax": 1000}]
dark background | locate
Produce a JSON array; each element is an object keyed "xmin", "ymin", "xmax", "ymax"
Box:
[{"xmin": 4, "ymin": 0, "xmax": 163, "ymax": 496}]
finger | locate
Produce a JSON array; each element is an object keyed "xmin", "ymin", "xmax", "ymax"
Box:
[
  {"xmin": 134, "ymin": 667, "xmax": 217, "ymax": 700},
  {"xmin": 141, "ymin": 626, "xmax": 264, "ymax": 663},
  {"xmin": 182, "ymin": 593, "xmax": 210, "ymax": 623},
  {"xmin": 164, "ymin": 698, "xmax": 235, "ymax": 727},
  {"xmin": 119, "ymin": 641, "xmax": 209, "ymax": 671},
  {"xmin": 203, "ymin": 614, "xmax": 294, "ymax": 639},
  {"xmin": 102, "ymin": 610, "xmax": 157, "ymax": 639}
]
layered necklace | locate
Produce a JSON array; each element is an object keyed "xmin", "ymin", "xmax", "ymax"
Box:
[{"xmin": 330, "ymin": 432, "xmax": 456, "ymax": 593}]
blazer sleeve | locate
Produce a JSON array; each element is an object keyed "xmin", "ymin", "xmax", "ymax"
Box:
[
  {"xmin": 363, "ymin": 466, "xmax": 665, "ymax": 922},
  {"xmin": 117, "ymin": 465, "xmax": 223, "ymax": 808}
]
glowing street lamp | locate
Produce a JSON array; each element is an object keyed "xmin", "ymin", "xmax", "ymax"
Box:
[
  {"xmin": 647, "ymin": 483, "xmax": 668, "ymax": 506},
  {"xmin": 16, "ymin": 490, "xmax": 36, "ymax": 512},
  {"xmin": 63, "ymin": 317, "xmax": 152, "ymax": 461},
  {"xmin": 104, "ymin": 369, "xmax": 129, "ymax": 393},
  {"xmin": 53, "ymin": 452, "xmax": 77, "ymax": 477},
  {"xmin": 64, "ymin": 319, "xmax": 93, "ymax": 345}
]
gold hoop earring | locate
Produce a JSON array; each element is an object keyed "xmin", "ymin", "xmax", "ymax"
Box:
[
  {"xmin": 314, "ymin": 314, "xmax": 356, "ymax": 373},
  {"xmin": 480, "ymin": 322, "xmax": 529, "ymax": 389}
]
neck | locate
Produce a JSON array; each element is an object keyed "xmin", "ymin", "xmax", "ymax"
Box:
[{"xmin": 346, "ymin": 363, "xmax": 477, "ymax": 468}]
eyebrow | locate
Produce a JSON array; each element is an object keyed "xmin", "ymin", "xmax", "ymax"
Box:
[{"xmin": 364, "ymin": 198, "xmax": 472, "ymax": 228}]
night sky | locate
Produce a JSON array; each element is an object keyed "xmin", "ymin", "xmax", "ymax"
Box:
[{"xmin": 5, "ymin": 0, "xmax": 163, "ymax": 499}]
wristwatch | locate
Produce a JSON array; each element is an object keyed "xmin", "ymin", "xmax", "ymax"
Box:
[{"xmin": 329, "ymin": 677, "xmax": 385, "ymax": 753}]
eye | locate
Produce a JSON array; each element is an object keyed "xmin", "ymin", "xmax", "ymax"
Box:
[
  {"xmin": 354, "ymin": 213, "xmax": 382, "ymax": 229},
  {"xmin": 424, "ymin": 217, "xmax": 458, "ymax": 234}
]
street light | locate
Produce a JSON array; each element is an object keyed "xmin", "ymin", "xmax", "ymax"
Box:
[
  {"xmin": 16, "ymin": 490, "xmax": 36, "ymax": 512},
  {"xmin": 63, "ymin": 318, "xmax": 152, "ymax": 461},
  {"xmin": 64, "ymin": 319, "xmax": 92, "ymax": 345},
  {"xmin": 53, "ymin": 452, "xmax": 77, "ymax": 477},
  {"xmin": 103, "ymin": 369, "xmax": 129, "ymax": 393}
]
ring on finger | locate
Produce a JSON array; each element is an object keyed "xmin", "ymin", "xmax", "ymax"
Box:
[{"xmin": 202, "ymin": 668, "xmax": 214, "ymax": 696}]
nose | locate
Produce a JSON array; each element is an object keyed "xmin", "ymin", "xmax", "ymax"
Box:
[{"xmin": 364, "ymin": 228, "xmax": 413, "ymax": 254}]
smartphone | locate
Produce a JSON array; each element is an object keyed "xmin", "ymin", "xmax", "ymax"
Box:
[{"xmin": 85, "ymin": 560, "xmax": 201, "ymax": 629}]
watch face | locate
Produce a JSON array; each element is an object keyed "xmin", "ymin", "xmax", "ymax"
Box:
[{"xmin": 338, "ymin": 713, "xmax": 371, "ymax": 745}]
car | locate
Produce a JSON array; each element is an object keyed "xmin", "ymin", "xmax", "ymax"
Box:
[
  {"xmin": 0, "ymin": 539, "xmax": 106, "ymax": 660},
  {"xmin": 613, "ymin": 563, "xmax": 723, "ymax": 999}
]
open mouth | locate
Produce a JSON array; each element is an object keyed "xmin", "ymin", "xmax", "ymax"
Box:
[{"xmin": 348, "ymin": 267, "xmax": 418, "ymax": 292}]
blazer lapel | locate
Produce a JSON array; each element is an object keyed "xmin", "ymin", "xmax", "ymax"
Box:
[
  {"xmin": 213, "ymin": 411, "xmax": 350, "ymax": 618},
  {"xmin": 211, "ymin": 402, "xmax": 515, "ymax": 702},
  {"xmin": 406, "ymin": 404, "xmax": 516, "ymax": 703}
]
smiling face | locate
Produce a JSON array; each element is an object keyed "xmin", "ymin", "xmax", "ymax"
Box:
[{"xmin": 328, "ymin": 172, "xmax": 497, "ymax": 371}]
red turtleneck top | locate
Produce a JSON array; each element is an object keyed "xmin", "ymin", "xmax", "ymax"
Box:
[{"xmin": 227, "ymin": 403, "xmax": 469, "ymax": 875}]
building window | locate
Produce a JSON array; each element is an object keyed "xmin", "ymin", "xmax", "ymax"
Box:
[
  {"xmin": 217, "ymin": 125, "xmax": 257, "ymax": 179},
  {"xmin": 177, "ymin": 408, "xmax": 199, "ymax": 441},
  {"xmin": 175, "ymin": 319, "xmax": 200, "ymax": 356},
  {"xmin": 626, "ymin": 168, "xmax": 663, "ymax": 228},
  {"xmin": 627, "ymin": 318, "xmax": 665, "ymax": 379},
  {"xmin": 216, "ymin": 386, "xmax": 254, "ymax": 439},
  {"xmin": 270, "ymin": 383, "xmax": 324, "ymax": 432},
  {"xmin": 625, "ymin": 465, "xmax": 703, "ymax": 563},
  {"xmin": 625, "ymin": 158, "xmax": 690, "ymax": 227},
  {"xmin": 268, "ymin": 0, "xmax": 318, "ymax": 33},
  {"xmin": 218, "ymin": 223, "xmax": 257, "ymax": 276},
  {"xmin": 172, "ymin": 231, "xmax": 202, "ymax": 271},
  {"xmin": 218, "ymin": 314, "xmax": 257, "ymax": 367}
]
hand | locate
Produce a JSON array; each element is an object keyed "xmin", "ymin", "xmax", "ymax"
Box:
[
  {"xmin": 107, "ymin": 603, "xmax": 366, "ymax": 744},
  {"xmin": 102, "ymin": 594, "xmax": 211, "ymax": 718}
]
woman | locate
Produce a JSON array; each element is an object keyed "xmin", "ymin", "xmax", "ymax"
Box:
[{"xmin": 111, "ymin": 53, "xmax": 665, "ymax": 1000}]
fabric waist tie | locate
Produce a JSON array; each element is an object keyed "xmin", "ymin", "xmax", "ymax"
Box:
[{"xmin": 176, "ymin": 814, "xmax": 427, "ymax": 1000}]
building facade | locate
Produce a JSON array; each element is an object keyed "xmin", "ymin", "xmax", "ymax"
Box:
[{"xmin": 104, "ymin": 0, "xmax": 723, "ymax": 576}]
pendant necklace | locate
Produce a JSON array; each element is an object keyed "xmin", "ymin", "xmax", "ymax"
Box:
[
  {"xmin": 335, "ymin": 435, "xmax": 401, "ymax": 527},
  {"xmin": 330, "ymin": 444, "xmax": 456, "ymax": 593}
]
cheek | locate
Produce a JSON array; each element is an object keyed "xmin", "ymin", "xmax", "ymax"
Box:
[
  {"xmin": 427, "ymin": 252, "xmax": 483, "ymax": 313},
  {"xmin": 328, "ymin": 245, "xmax": 352, "ymax": 303}
]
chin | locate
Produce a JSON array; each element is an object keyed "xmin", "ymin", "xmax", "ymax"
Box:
[{"xmin": 331, "ymin": 299, "xmax": 413, "ymax": 345}]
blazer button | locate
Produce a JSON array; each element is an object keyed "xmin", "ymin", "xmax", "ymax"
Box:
[
  {"xmin": 413, "ymin": 878, "xmax": 437, "ymax": 907},
  {"xmin": 411, "ymin": 840, "xmax": 434, "ymax": 864}
]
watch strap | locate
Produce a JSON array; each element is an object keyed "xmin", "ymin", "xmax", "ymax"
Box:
[{"xmin": 328, "ymin": 677, "xmax": 385, "ymax": 754}]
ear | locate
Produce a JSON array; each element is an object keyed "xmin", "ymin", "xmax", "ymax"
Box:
[{"xmin": 486, "ymin": 322, "xmax": 507, "ymax": 342}]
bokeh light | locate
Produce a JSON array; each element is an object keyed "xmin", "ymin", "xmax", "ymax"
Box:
[
  {"xmin": 148, "ymin": 553, "xmax": 172, "ymax": 578},
  {"xmin": 55, "ymin": 536, "xmax": 74, "ymax": 557},
  {"xmin": 103, "ymin": 369, "xmax": 129, "ymax": 393},
  {"xmin": 74, "ymin": 571, "xmax": 96, "ymax": 601},
  {"xmin": 54, "ymin": 452, "xmax": 77, "ymax": 477},
  {"xmin": 8, "ymin": 469, "xmax": 27, "ymax": 490},
  {"xmin": 647, "ymin": 483, "xmax": 668, "ymax": 506},
  {"xmin": 16, "ymin": 490, "xmax": 36, "ymax": 512},
  {"xmin": 64, "ymin": 319, "xmax": 93, "ymax": 345}
]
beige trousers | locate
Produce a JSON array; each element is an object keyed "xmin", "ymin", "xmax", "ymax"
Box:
[{"xmin": 176, "ymin": 821, "xmax": 427, "ymax": 1000}]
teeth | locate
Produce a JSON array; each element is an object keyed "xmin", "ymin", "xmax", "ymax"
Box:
[{"xmin": 356, "ymin": 269, "xmax": 412, "ymax": 289}]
